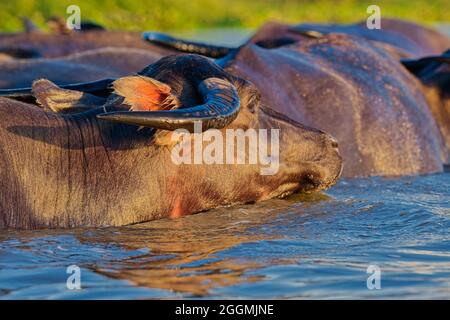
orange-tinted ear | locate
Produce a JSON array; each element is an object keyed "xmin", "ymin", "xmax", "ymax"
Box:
[{"xmin": 112, "ymin": 76, "xmax": 178, "ymax": 111}]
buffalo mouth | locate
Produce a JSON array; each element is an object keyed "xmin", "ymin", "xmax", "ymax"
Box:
[
  {"xmin": 297, "ymin": 170, "xmax": 325, "ymax": 193},
  {"xmin": 271, "ymin": 158, "xmax": 343, "ymax": 199},
  {"xmin": 297, "ymin": 149, "xmax": 343, "ymax": 194}
]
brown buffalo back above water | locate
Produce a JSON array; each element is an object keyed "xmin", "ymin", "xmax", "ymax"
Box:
[
  {"xmin": 0, "ymin": 47, "xmax": 163, "ymax": 88},
  {"xmin": 0, "ymin": 30, "xmax": 174, "ymax": 59},
  {"xmin": 364, "ymin": 19, "xmax": 450, "ymax": 57},
  {"xmin": 223, "ymin": 34, "xmax": 444, "ymax": 177},
  {"xmin": 248, "ymin": 18, "xmax": 450, "ymax": 59}
]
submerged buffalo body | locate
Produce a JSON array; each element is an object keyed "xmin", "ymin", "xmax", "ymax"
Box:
[{"xmin": 0, "ymin": 54, "xmax": 342, "ymax": 229}]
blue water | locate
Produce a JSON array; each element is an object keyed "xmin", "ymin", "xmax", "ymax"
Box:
[{"xmin": 0, "ymin": 172, "xmax": 449, "ymax": 299}]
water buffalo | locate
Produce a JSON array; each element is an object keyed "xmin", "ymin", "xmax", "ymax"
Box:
[
  {"xmin": 0, "ymin": 29, "xmax": 173, "ymax": 60},
  {"xmin": 219, "ymin": 35, "xmax": 444, "ymax": 177},
  {"xmin": 143, "ymin": 21, "xmax": 448, "ymax": 177},
  {"xmin": 0, "ymin": 47, "xmax": 163, "ymax": 88},
  {"xmin": 147, "ymin": 18, "xmax": 450, "ymax": 60},
  {"xmin": 0, "ymin": 54, "xmax": 342, "ymax": 229},
  {"xmin": 144, "ymin": 32, "xmax": 445, "ymax": 177},
  {"xmin": 0, "ymin": 24, "xmax": 193, "ymax": 60},
  {"xmin": 0, "ymin": 29, "xmax": 217, "ymax": 88}
]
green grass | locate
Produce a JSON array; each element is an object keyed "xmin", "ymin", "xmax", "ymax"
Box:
[{"xmin": 0, "ymin": 0, "xmax": 448, "ymax": 32}]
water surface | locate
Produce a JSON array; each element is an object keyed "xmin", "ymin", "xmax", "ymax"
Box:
[{"xmin": 1, "ymin": 173, "xmax": 449, "ymax": 299}]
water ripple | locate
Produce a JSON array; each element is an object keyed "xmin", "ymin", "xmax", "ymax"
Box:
[{"xmin": 0, "ymin": 173, "xmax": 449, "ymax": 299}]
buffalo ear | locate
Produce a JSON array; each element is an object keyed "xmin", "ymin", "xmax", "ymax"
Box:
[
  {"xmin": 112, "ymin": 76, "xmax": 179, "ymax": 111},
  {"xmin": 401, "ymin": 50, "xmax": 450, "ymax": 77},
  {"xmin": 32, "ymin": 79, "xmax": 106, "ymax": 113}
]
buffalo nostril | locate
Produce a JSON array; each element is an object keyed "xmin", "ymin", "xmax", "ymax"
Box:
[{"xmin": 327, "ymin": 135, "xmax": 339, "ymax": 149}]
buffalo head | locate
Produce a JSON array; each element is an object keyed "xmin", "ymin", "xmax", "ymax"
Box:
[{"xmin": 96, "ymin": 54, "xmax": 343, "ymax": 192}]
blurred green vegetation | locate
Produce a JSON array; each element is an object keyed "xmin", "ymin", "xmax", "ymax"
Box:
[{"xmin": 0, "ymin": 0, "xmax": 448, "ymax": 32}]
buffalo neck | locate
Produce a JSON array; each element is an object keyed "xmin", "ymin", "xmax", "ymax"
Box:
[{"xmin": 0, "ymin": 102, "xmax": 169, "ymax": 228}]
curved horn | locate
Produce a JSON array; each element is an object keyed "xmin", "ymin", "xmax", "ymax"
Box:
[
  {"xmin": 97, "ymin": 77, "xmax": 240, "ymax": 132},
  {"xmin": 142, "ymin": 32, "xmax": 233, "ymax": 58}
]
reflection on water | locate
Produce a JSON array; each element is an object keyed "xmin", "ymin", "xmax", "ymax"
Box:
[
  {"xmin": 0, "ymin": 173, "xmax": 449, "ymax": 299},
  {"xmin": 86, "ymin": 193, "xmax": 330, "ymax": 297}
]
